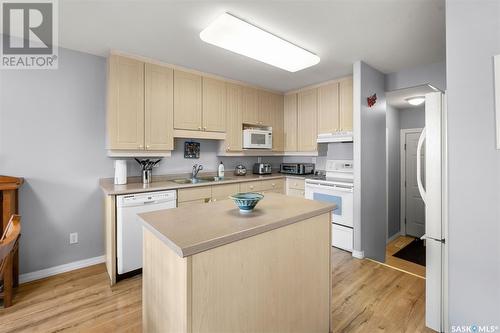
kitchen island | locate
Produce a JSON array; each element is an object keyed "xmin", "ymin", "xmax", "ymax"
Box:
[{"xmin": 139, "ymin": 193, "xmax": 334, "ymax": 333}]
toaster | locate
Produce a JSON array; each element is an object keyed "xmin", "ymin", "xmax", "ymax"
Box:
[{"xmin": 252, "ymin": 163, "xmax": 272, "ymax": 175}]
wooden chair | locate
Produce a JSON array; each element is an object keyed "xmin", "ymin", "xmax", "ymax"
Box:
[{"xmin": 0, "ymin": 215, "xmax": 21, "ymax": 308}]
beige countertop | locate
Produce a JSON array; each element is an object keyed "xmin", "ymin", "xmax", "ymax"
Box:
[
  {"xmin": 99, "ymin": 172, "xmax": 309, "ymax": 195},
  {"xmin": 139, "ymin": 193, "xmax": 334, "ymax": 257}
]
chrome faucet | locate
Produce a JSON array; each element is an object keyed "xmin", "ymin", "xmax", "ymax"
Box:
[{"xmin": 192, "ymin": 164, "xmax": 203, "ymax": 179}]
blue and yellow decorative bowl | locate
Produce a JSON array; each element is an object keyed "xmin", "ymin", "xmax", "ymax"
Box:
[{"xmin": 229, "ymin": 192, "xmax": 264, "ymax": 213}]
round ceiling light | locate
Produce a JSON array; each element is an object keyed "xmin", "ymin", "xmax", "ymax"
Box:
[{"xmin": 405, "ymin": 96, "xmax": 425, "ymax": 106}]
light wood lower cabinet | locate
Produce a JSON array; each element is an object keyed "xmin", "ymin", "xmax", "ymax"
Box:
[
  {"xmin": 211, "ymin": 183, "xmax": 239, "ymax": 201},
  {"xmin": 177, "ymin": 186, "xmax": 212, "ymax": 203},
  {"xmin": 143, "ymin": 213, "xmax": 331, "ymax": 332},
  {"xmin": 174, "ymin": 70, "xmax": 202, "ymax": 131},
  {"xmin": 240, "ymin": 179, "xmax": 285, "ymax": 194},
  {"xmin": 297, "ymin": 88, "xmax": 318, "ymax": 152},
  {"xmin": 286, "ymin": 178, "xmax": 305, "ymax": 197}
]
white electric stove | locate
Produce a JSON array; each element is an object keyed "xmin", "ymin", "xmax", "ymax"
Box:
[{"xmin": 305, "ymin": 160, "xmax": 354, "ymax": 252}]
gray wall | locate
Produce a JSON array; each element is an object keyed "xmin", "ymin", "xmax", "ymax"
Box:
[
  {"xmin": 386, "ymin": 105, "xmax": 400, "ymax": 240},
  {"xmin": 446, "ymin": 0, "xmax": 500, "ymax": 328},
  {"xmin": 399, "ymin": 107, "xmax": 425, "ymax": 129},
  {"xmin": 385, "ymin": 61, "xmax": 446, "ymax": 92},
  {"xmin": 353, "ymin": 61, "xmax": 387, "ymax": 261},
  {"xmin": 0, "ymin": 48, "xmax": 111, "ymax": 273}
]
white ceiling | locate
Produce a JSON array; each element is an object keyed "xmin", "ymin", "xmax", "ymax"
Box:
[{"xmin": 59, "ymin": 0, "xmax": 445, "ymax": 92}]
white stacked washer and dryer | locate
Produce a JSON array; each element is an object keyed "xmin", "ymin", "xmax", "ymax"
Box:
[{"xmin": 305, "ymin": 160, "xmax": 354, "ymax": 252}]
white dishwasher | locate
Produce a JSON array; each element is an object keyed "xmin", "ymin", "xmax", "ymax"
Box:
[{"xmin": 117, "ymin": 190, "xmax": 176, "ymax": 275}]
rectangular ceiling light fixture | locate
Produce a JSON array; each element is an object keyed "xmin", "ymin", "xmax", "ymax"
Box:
[{"xmin": 200, "ymin": 13, "xmax": 320, "ymax": 72}]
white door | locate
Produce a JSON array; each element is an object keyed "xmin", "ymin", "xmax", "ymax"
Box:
[{"xmin": 404, "ymin": 130, "xmax": 426, "ymax": 237}]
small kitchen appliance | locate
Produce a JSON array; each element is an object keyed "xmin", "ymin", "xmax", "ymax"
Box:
[
  {"xmin": 252, "ymin": 163, "xmax": 272, "ymax": 175},
  {"xmin": 234, "ymin": 164, "xmax": 247, "ymax": 176},
  {"xmin": 280, "ymin": 163, "xmax": 315, "ymax": 175},
  {"xmin": 243, "ymin": 128, "xmax": 272, "ymax": 149},
  {"xmin": 114, "ymin": 160, "xmax": 127, "ymax": 185}
]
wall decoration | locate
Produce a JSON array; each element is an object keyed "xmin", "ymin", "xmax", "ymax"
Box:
[
  {"xmin": 367, "ymin": 93, "xmax": 377, "ymax": 107},
  {"xmin": 184, "ymin": 141, "xmax": 200, "ymax": 159},
  {"xmin": 494, "ymin": 55, "xmax": 500, "ymax": 149}
]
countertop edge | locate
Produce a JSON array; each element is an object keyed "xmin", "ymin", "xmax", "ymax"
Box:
[
  {"xmin": 141, "ymin": 204, "xmax": 334, "ymax": 258},
  {"xmin": 100, "ymin": 174, "xmax": 308, "ymax": 196}
]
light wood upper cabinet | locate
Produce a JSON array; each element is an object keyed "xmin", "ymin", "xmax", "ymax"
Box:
[
  {"xmin": 202, "ymin": 78, "xmax": 226, "ymax": 132},
  {"xmin": 258, "ymin": 91, "xmax": 274, "ymax": 126},
  {"xmin": 107, "ymin": 55, "xmax": 145, "ymax": 150},
  {"xmin": 297, "ymin": 88, "xmax": 318, "ymax": 152},
  {"xmin": 225, "ymin": 83, "xmax": 243, "ymax": 151},
  {"xmin": 284, "ymin": 94, "xmax": 298, "ymax": 151},
  {"xmin": 242, "ymin": 87, "xmax": 259, "ymax": 124},
  {"xmin": 340, "ymin": 77, "xmax": 353, "ymax": 131},
  {"xmin": 271, "ymin": 93, "xmax": 284, "ymax": 151},
  {"xmin": 317, "ymin": 82, "xmax": 340, "ymax": 134},
  {"xmin": 145, "ymin": 63, "xmax": 174, "ymax": 151},
  {"xmin": 174, "ymin": 70, "xmax": 202, "ymax": 130}
]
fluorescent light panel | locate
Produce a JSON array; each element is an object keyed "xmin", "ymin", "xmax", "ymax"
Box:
[{"xmin": 200, "ymin": 13, "xmax": 320, "ymax": 72}]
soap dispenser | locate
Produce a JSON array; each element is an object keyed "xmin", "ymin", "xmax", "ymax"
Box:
[{"xmin": 218, "ymin": 161, "xmax": 225, "ymax": 179}]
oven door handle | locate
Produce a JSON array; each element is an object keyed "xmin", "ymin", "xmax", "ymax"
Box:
[{"xmin": 305, "ymin": 183, "xmax": 353, "ymax": 192}]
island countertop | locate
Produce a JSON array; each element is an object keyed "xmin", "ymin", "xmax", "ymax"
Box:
[{"xmin": 138, "ymin": 193, "xmax": 335, "ymax": 258}]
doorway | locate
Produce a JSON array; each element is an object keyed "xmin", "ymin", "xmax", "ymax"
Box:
[{"xmin": 401, "ymin": 128, "xmax": 425, "ymax": 238}]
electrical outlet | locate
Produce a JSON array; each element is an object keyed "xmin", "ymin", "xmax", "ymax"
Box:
[{"xmin": 69, "ymin": 232, "xmax": 78, "ymax": 244}]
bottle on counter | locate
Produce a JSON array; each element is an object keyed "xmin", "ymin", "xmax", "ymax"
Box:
[{"xmin": 218, "ymin": 161, "xmax": 225, "ymax": 179}]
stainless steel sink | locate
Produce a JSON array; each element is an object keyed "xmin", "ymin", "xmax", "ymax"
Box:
[{"xmin": 171, "ymin": 176, "xmax": 232, "ymax": 184}]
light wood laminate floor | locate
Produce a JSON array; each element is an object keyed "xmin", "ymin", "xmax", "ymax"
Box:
[{"xmin": 0, "ymin": 248, "xmax": 433, "ymax": 332}]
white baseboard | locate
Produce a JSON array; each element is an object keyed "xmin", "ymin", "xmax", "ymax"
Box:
[
  {"xmin": 19, "ymin": 255, "xmax": 105, "ymax": 284},
  {"xmin": 352, "ymin": 250, "xmax": 364, "ymax": 259},
  {"xmin": 387, "ymin": 232, "xmax": 401, "ymax": 244}
]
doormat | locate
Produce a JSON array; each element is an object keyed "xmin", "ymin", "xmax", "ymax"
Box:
[{"xmin": 393, "ymin": 239, "xmax": 426, "ymax": 266}]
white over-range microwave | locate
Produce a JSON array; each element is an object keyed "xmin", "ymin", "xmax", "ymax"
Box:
[{"xmin": 243, "ymin": 129, "xmax": 273, "ymax": 149}]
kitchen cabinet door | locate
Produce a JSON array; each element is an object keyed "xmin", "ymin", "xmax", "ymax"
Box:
[
  {"xmin": 317, "ymin": 82, "xmax": 340, "ymax": 134},
  {"xmin": 145, "ymin": 63, "xmax": 174, "ymax": 151},
  {"xmin": 107, "ymin": 55, "xmax": 145, "ymax": 150},
  {"xmin": 271, "ymin": 93, "xmax": 284, "ymax": 151},
  {"xmin": 225, "ymin": 83, "xmax": 243, "ymax": 151},
  {"xmin": 283, "ymin": 94, "xmax": 298, "ymax": 152},
  {"xmin": 258, "ymin": 90, "xmax": 274, "ymax": 126},
  {"xmin": 174, "ymin": 70, "xmax": 202, "ymax": 130},
  {"xmin": 242, "ymin": 87, "xmax": 259, "ymax": 125},
  {"xmin": 339, "ymin": 77, "xmax": 353, "ymax": 131},
  {"xmin": 297, "ymin": 88, "xmax": 318, "ymax": 152},
  {"xmin": 202, "ymin": 78, "xmax": 226, "ymax": 132},
  {"xmin": 211, "ymin": 183, "xmax": 240, "ymax": 201}
]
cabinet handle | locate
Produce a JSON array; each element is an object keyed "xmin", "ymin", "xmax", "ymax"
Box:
[
  {"xmin": 204, "ymin": 127, "xmax": 207, "ymax": 131},
  {"xmin": 146, "ymin": 145, "xmax": 150, "ymax": 149},
  {"xmin": 272, "ymin": 183, "xmax": 276, "ymax": 187},
  {"xmin": 212, "ymin": 198, "xmax": 217, "ymax": 202},
  {"xmin": 198, "ymin": 126, "xmax": 201, "ymax": 130},
  {"xmin": 138, "ymin": 145, "xmax": 143, "ymax": 149}
]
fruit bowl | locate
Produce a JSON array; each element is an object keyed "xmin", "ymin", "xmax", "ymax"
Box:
[{"xmin": 229, "ymin": 192, "xmax": 264, "ymax": 213}]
